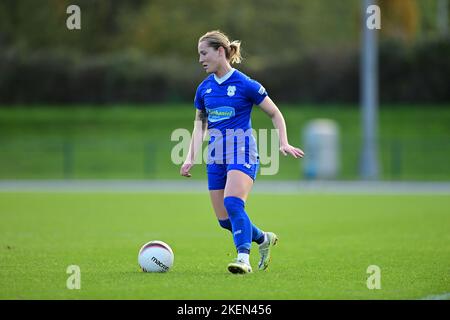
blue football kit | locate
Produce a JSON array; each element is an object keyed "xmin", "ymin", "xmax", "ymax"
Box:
[
  {"xmin": 194, "ymin": 68, "xmax": 268, "ymax": 190},
  {"xmin": 193, "ymin": 68, "xmax": 269, "ymax": 255}
]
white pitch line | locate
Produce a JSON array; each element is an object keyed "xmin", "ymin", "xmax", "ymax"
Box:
[
  {"xmin": 420, "ymin": 292, "xmax": 450, "ymax": 300},
  {"xmin": 0, "ymin": 180, "xmax": 450, "ymax": 194}
]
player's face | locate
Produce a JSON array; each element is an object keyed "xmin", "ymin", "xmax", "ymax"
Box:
[{"xmin": 198, "ymin": 41, "xmax": 222, "ymax": 74}]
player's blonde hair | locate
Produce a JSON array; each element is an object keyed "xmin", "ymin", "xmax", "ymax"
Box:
[{"xmin": 199, "ymin": 30, "xmax": 242, "ymax": 64}]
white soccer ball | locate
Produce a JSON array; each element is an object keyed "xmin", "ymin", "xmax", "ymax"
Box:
[{"xmin": 138, "ymin": 240, "xmax": 174, "ymax": 273}]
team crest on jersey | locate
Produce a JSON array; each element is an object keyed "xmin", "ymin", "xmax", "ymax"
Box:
[{"xmin": 227, "ymin": 86, "xmax": 236, "ymax": 97}]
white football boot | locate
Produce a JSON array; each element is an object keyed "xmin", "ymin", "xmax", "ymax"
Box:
[
  {"xmin": 227, "ymin": 259, "xmax": 253, "ymax": 274},
  {"xmin": 258, "ymin": 232, "xmax": 278, "ymax": 270}
]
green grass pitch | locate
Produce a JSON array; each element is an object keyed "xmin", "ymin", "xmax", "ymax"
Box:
[{"xmin": 0, "ymin": 192, "xmax": 449, "ymax": 299}]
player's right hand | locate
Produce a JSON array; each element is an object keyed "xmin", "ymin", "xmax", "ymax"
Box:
[{"xmin": 180, "ymin": 161, "xmax": 194, "ymax": 178}]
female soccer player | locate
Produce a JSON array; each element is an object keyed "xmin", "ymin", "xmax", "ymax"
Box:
[{"xmin": 180, "ymin": 30, "xmax": 304, "ymax": 274}]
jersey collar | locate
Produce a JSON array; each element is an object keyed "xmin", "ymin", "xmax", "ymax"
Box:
[{"xmin": 213, "ymin": 68, "xmax": 235, "ymax": 84}]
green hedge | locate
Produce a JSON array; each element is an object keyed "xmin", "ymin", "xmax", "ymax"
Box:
[{"xmin": 1, "ymin": 38, "xmax": 449, "ymax": 105}]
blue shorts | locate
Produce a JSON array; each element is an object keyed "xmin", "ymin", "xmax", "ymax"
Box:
[{"xmin": 207, "ymin": 161, "xmax": 260, "ymax": 190}]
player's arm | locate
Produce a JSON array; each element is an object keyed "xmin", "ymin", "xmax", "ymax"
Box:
[
  {"xmin": 180, "ymin": 109, "xmax": 207, "ymax": 177},
  {"xmin": 258, "ymin": 96, "xmax": 304, "ymax": 159}
]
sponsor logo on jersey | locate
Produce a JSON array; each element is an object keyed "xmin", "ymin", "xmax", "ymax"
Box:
[
  {"xmin": 206, "ymin": 106, "xmax": 235, "ymax": 122},
  {"xmin": 205, "ymin": 88, "xmax": 212, "ymax": 94}
]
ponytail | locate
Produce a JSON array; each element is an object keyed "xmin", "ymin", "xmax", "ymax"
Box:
[{"xmin": 229, "ymin": 40, "xmax": 242, "ymax": 64}]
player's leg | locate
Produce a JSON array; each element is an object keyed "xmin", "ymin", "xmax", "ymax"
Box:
[
  {"xmin": 223, "ymin": 169, "xmax": 255, "ymax": 273},
  {"xmin": 225, "ymin": 165, "xmax": 278, "ymax": 272},
  {"xmin": 210, "ymin": 189, "xmax": 232, "ymax": 231},
  {"xmin": 207, "ymin": 163, "xmax": 233, "ymax": 230},
  {"xmin": 209, "ymin": 189, "xmax": 265, "ymax": 244},
  {"xmin": 210, "ymin": 189, "xmax": 228, "ymax": 220}
]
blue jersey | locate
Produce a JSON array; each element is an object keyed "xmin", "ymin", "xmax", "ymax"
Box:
[{"xmin": 194, "ymin": 69, "xmax": 268, "ymax": 164}]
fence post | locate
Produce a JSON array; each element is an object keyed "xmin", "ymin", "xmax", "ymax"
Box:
[
  {"xmin": 390, "ymin": 140, "xmax": 402, "ymax": 180},
  {"xmin": 63, "ymin": 141, "xmax": 74, "ymax": 179},
  {"xmin": 144, "ymin": 142, "xmax": 156, "ymax": 178}
]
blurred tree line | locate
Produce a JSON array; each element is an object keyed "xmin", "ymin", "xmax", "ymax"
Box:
[{"xmin": 0, "ymin": 0, "xmax": 448, "ymax": 105}]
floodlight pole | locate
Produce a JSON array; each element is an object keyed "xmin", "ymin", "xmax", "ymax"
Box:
[
  {"xmin": 437, "ymin": 0, "xmax": 449, "ymax": 37},
  {"xmin": 360, "ymin": 0, "xmax": 379, "ymax": 180}
]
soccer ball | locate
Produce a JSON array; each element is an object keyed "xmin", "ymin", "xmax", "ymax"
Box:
[{"xmin": 138, "ymin": 240, "xmax": 174, "ymax": 273}]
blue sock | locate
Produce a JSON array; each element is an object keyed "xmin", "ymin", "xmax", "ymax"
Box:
[
  {"xmin": 218, "ymin": 219, "xmax": 233, "ymax": 231},
  {"xmin": 218, "ymin": 218, "xmax": 265, "ymax": 245},
  {"xmin": 252, "ymin": 224, "xmax": 265, "ymax": 245},
  {"xmin": 223, "ymin": 196, "xmax": 252, "ymax": 253}
]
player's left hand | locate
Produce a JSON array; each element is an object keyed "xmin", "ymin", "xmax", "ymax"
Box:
[{"xmin": 280, "ymin": 144, "xmax": 304, "ymax": 158}]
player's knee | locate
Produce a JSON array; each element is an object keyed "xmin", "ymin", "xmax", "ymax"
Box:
[{"xmin": 224, "ymin": 196, "xmax": 245, "ymax": 218}]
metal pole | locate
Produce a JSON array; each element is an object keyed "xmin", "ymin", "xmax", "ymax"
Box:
[
  {"xmin": 437, "ymin": 0, "xmax": 449, "ymax": 37},
  {"xmin": 360, "ymin": 0, "xmax": 379, "ymax": 180}
]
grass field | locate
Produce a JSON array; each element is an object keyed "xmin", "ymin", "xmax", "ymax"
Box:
[
  {"xmin": 0, "ymin": 104, "xmax": 449, "ymax": 180},
  {"xmin": 0, "ymin": 192, "xmax": 449, "ymax": 299}
]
